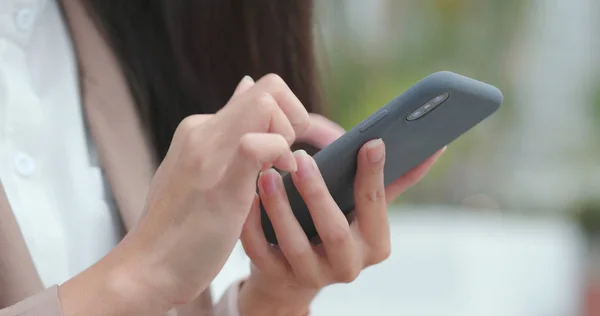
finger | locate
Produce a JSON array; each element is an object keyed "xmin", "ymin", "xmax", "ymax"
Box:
[
  {"xmin": 241, "ymin": 194, "xmax": 288, "ymax": 276},
  {"xmin": 385, "ymin": 147, "xmax": 446, "ymax": 203},
  {"xmin": 258, "ymin": 169, "xmax": 324, "ymax": 285},
  {"xmin": 353, "ymin": 139, "xmax": 390, "ymax": 262},
  {"xmin": 216, "ymin": 92, "xmax": 297, "ymax": 147},
  {"xmin": 217, "ymin": 74, "xmax": 310, "ymax": 142},
  {"xmin": 291, "ymin": 150, "xmax": 360, "ymax": 282},
  {"xmin": 233, "ymin": 132, "xmax": 297, "ymax": 174},
  {"xmin": 269, "ymin": 100, "xmax": 298, "ymax": 145},
  {"xmin": 252, "ymin": 74, "xmax": 310, "ymax": 133},
  {"xmin": 295, "ymin": 113, "xmax": 346, "ymax": 149},
  {"xmin": 232, "ymin": 75, "xmax": 255, "ymax": 97},
  {"xmin": 220, "ymin": 133, "xmax": 296, "ymax": 201}
]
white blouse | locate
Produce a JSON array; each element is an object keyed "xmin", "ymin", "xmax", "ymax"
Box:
[{"xmin": 0, "ymin": 0, "xmax": 123, "ymax": 287}]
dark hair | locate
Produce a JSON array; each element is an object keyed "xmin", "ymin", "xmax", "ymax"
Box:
[{"xmin": 84, "ymin": 0, "xmax": 322, "ymax": 161}]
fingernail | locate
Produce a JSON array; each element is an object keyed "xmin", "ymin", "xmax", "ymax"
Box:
[
  {"xmin": 293, "ymin": 150, "xmax": 314, "ymax": 180},
  {"xmin": 242, "ymin": 75, "xmax": 254, "ymax": 83},
  {"xmin": 366, "ymin": 139, "xmax": 385, "ymax": 163},
  {"xmin": 261, "ymin": 169, "xmax": 280, "ymax": 196}
]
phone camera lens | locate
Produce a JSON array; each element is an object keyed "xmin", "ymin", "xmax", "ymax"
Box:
[
  {"xmin": 432, "ymin": 93, "xmax": 450, "ymax": 105},
  {"xmin": 406, "ymin": 93, "xmax": 450, "ymax": 121},
  {"xmin": 407, "ymin": 109, "xmax": 424, "ymax": 121}
]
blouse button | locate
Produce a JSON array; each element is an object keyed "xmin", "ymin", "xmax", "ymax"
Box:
[
  {"xmin": 14, "ymin": 152, "xmax": 36, "ymax": 177},
  {"xmin": 15, "ymin": 8, "xmax": 36, "ymax": 32}
]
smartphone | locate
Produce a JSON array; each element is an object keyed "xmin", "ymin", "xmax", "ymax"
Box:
[{"xmin": 260, "ymin": 71, "xmax": 503, "ymax": 244}]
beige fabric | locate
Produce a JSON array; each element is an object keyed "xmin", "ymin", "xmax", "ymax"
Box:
[
  {"xmin": 0, "ymin": 0, "xmax": 238, "ymax": 315},
  {"xmin": 0, "ymin": 182, "xmax": 44, "ymax": 308},
  {"xmin": 0, "ymin": 287, "xmax": 62, "ymax": 316}
]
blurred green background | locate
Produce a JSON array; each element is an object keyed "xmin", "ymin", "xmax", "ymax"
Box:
[
  {"xmin": 314, "ymin": 0, "xmax": 600, "ymax": 235},
  {"xmin": 214, "ymin": 2, "xmax": 600, "ymax": 314}
]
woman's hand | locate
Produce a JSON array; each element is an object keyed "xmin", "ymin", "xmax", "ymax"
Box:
[
  {"xmin": 239, "ymin": 137, "xmax": 444, "ymax": 315},
  {"xmin": 59, "ymin": 74, "xmax": 317, "ymax": 316},
  {"xmin": 296, "ymin": 113, "xmax": 346, "ymax": 149}
]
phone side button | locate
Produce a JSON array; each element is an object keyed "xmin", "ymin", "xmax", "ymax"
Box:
[{"xmin": 359, "ymin": 109, "xmax": 389, "ymax": 132}]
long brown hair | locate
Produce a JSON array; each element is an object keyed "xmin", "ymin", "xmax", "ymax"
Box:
[{"xmin": 84, "ymin": 0, "xmax": 322, "ymax": 160}]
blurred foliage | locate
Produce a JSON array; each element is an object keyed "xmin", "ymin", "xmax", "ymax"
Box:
[
  {"xmin": 573, "ymin": 200, "xmax": 600, "ymax": 239},
  {"xmin": 593, "ymin": 81, "xmax": 600, "ymax": 130},
  {"xmin": 320, "ymin": 0, "xmax": 526, "ymax": 128},
  {"xmin": 317, "ymin": 0, "xmax": 528, "ymax": 208},
  {"xmin": 317, "ymin": 1, "xmax": 600, "ymax": 215}
]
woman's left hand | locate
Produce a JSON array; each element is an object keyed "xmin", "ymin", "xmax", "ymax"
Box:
[{"xmin": 238, "ymin": 119, "xmax": 445, "ymax": 315}]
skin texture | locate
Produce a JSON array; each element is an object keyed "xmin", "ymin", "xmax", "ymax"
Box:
[
  {"xmin": 57, "ymin": 75, "xmax": 443, "ymax": 316},
  {"xmin": 239, "ymin": 137, "xmax": 444, "ymax": 316},
  {"xmin": 235, "ymin": 77, "xmax": 445, "ymax": 316}
]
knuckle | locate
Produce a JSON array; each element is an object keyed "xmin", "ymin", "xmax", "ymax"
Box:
[
  {"xmin": 322, "ymin": 226, "xmax": 351, "ymax": 247},
  {"xmin": 238, "ymin": 134, "xmax": 258, "ymax": 159},
  {"xmin": 271, "ymin": 266, "xmax": 292, "ymax": 280},
  {"xmin": 262, "ymin": 73, "xmax": 286, "ymax": 89},
  {"xmin": 255, "ymin": 93, "xmax": 277, "ymax": 112},
  {"xmin": 286, "ymin": 244, "xmax": 313, "ymax": 261},
  {"xmin": 366, "ymin": 242, "xmax": 392, "ymax": 266},
  {"xmin": 173, "ymin": 116, "xmax": 204, "ymax": 148},
  {"xmin": 308, "ymin": 275, "xmax": 326, "ymax": 289},
  {"xmin": 177, "ymin": 115, "xmax": 201, "ymax": 134},
  {"xmin": 334, "ymin": 265, "xmax": 360, "ymax": 284},
  {"xmin": 297, "ymin": 270, "xmax": 326, "ymax": 289},
  {"xmin": 360, "ymin": 187, "xmax": 386, "ymax": 204},
  {"xmin": 253, "ymin": 94, "xmax": 278, "ymax": 126}
]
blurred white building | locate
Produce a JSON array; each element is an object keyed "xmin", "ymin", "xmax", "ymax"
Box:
[
  {"xmin": 503, "ymin": 0, "xmax": 600, "ymax": 211},
  {"xmin": 213, "ymin": 209, "xmax": 585, "ymax": 316}
]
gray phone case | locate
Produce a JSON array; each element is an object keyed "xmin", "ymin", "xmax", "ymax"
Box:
[{"xmin": 261, "ymin": 71, "xmax": 503, "ymax": 244}]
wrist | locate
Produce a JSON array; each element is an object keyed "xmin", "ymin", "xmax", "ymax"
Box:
[
  {"xmin": 238, "ymin": 275, "xmax": 318, "ymax": 316},
  {"xmin": 105, "ymin": 248, "xmax": 173, "ymax": 313},
  {"xmin": 59, "ymin": 241, "xmax": 172, "ymax": 316}
]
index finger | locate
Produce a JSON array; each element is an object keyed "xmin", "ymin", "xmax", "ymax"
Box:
[
  {"xmin": 213, "ymin": 74, "xmax": 310, "ymax": 148},
  {"xmin": 251, "ymin": 74, "xmax": 311, "ymax": 132},
  {"xmin": 220, "ymin": 74, "xmax": 310, "ymax": 135}
]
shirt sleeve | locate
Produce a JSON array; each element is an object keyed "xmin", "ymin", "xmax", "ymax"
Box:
[{"xmin": 0, "ymin": 286, "xmax": 63, "ymax": 316}]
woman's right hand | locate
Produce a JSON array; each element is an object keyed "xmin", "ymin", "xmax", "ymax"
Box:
[{"xmin": 59, "ymin": 74, "xmax": 311, "ymax": 315}]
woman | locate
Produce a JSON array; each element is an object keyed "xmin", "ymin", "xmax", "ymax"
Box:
[{"xmin": 0, "ymin": 0, "xmax": 443, "ymax": 315}]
